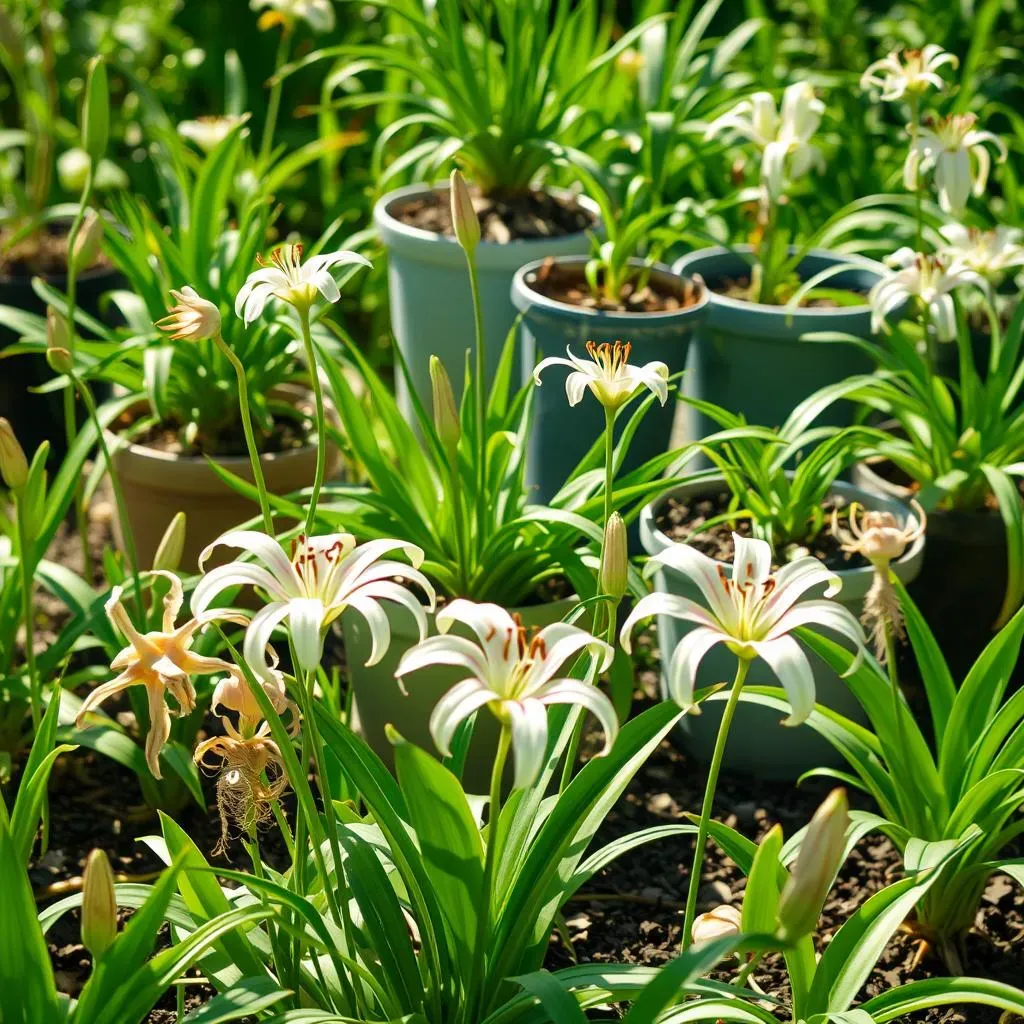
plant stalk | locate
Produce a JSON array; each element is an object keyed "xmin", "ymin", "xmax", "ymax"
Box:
[
  {"xmin": 15, "ymin": 499, "xmax": 40, "ymax": 730},
  {"xmin": 298, "ymin": 307, "xmax": 327, "ymax": 535}
]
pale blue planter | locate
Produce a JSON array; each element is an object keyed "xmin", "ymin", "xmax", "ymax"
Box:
[
  {"xmin": 639, "ymin": 474, "xmax": 925, "ymax": 781},
  {"xmin": 671, "ymin": 247, "xmax": 886, "ymax": 444},
  {"xmin": 375, "ymin": 183, "xmax": 597, "ymax": 420},
  {"xmin": 511, "ymin": 257, "xmax": 709, "ymax": 504}
]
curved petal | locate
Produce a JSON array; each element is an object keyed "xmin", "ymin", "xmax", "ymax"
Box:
[
  {"xmin": 756, "ymin": 557, "xmax": 841, "ymax": 633},
  {"xmin": 539, "ymin": 679, "xmax": 619, "ymax": 755},
  {"xmin": 335, "ymin": 538, "xmax": 427, "ymax": 589},
  {"xmin": 191, "ymin": 562, "xmax": 289, "ymax": 616},
  {"xmin": 347, "ymin": 581, "xmax": 428, "ymax": 647},
  {"xmin": 397, "ymin": 634, "xmax": 491, "ymax": 687},
  {"xmin": 749, "ymin": 634, "xmax": 816, "ymax": 726},
  {"xmin": 732, "ymin": 533, "xmax": 772, "ymax": 588},
  {"xmin": 288, "ymin": 597, "xmax": 326, "ymax": 675},
  {"xmin": 144, "ymin": 680, "xmax": 171, "ymax": 779},
  {"xmin": 647, "ymin": 543, "xmax": 735, "ymax": 626},
  {"xmin": 199, "ymin": 530, "xmax": 298, "ymax": 584},
  {"xmin": 436, "ymin": 599, "xmax": 517, "ymax": 670},
  {"xmin": 770, "ymin": 600, "xmax": 866, "ymax": 676},
  {"xmin": 343, "ymin": 593, "xmax": 392, "ymax": 668},
  {"xmin": 76, "ymin": 666, "xmax": 144, "ymax": 722},
  {"xmin": 149, "ymin": 570, "xmax": 184, "ymax": 632},
  {"xmin": 619, "ymin": 591, "xmax": 720, "ymax": 653},
  {"xmin": 523, "ymin": 624, "xmax": 613, "ymax": 691},
  {"xmin": 665, "ymin": 626, "xmax": 727, "ymax": 710},
  {"xmin": 629, "ymin": 362, "xmax": 670, "ymax": 405},
  {"xmin": 506, "ymin": 698, "xmax": 550, "ymax": 790},
  {"xmin": 304, "ymin": 250, "xmax": 372, "ymax": 274},
  {"xmin": 532, "ymin": 355, "xmax": 576, "ymax": 387},
  {"xmin": 428, "ymin": 678, "xmax": 493, "ymax": 757},
  {"xmin": 565, "ymin": 371, "xmax": 592, "ymax": 407},
  {"xmin": 243, "ymin": 601, "xmax": 292, "ymax": 679}
]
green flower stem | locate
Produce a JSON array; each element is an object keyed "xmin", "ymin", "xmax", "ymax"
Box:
[
  {"xmin": 733, "ymin": 951, "xmax": 763, "ymax": 990},
  {"xmin": 297, "ymin": 307, "xmax": 327, "ymax": 536},
  {"xmin": 214, "ymin": 333, "xmax": 274, "ymax": 534},
  {"xmin": 445, "ymin": 455, "xmax": 471, "ymax": 596},
  {"xmin": 467, "ymin": 724, "xmax": 511, "ymax": 1024},
  {"xmin": 682, "ymin": 658, "xmax": 750, "ymax": 952},
  {"xmin": 259, "ymin": 28, "xmax": 291, "ymax": 165},
  {"xmin": 603, "ymin": 406, "xmax": 615, "ymax": 527},
  {"xmin": 465, "ymin": 247, "xmax": 487, "ymax": 557},
  {"xmin": 15, "ymin": 498, "xmax": 40, "ymax": 730},
  {"xmin": 910, "ymin": 94, "xmax": 923, "ymax": 253}
]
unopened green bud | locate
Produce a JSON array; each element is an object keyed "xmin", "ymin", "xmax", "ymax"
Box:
[
  {"xmin": 153, "ymin": 512, "xmax": 186, "ymax": 572},
  {"xmin": 0, "ymin": 418, "xmax": 28, "ymax": 491},
  {"xmin": 449, "ymin": 169, "xmax": 480, "ymax": 253},
  {"xmin": 599, "ymin": 512, "xmax": 628, "ymax": 600},
  {"xmin": 73, "ymin": 209, "xmax": 104, "ymax": 273},
  {"xmin": 82, "ymin": 849, "xmax": 118, "ymax": 958},
  {"xmin": 430, "ymin": 355, "xmax": 460, "ymax": 457},
  {"xmin": 45, "ymin": 307, "xmax": 73, "ymax": 374},
  {"xmin": 777, "ymin": 788, "xmax": 848, "ymax": 941},
  {"xmin": 81, "ymin": 57, "xmax": 110, "ymax": 164}
]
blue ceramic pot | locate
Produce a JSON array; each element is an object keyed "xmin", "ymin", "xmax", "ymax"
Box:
[
  {"xmin": 375, "ymin": 183, "xmax": 597, "ymax": 420},
  {"xmin": 671, "ymin": 246, "xmax": 887, "ymax": 443},
  {"xmin": 639, "ymin": 473, "xmax": 925, "ymax": 781},
  {"xmin": 511, "ymin": 257, "xmax": 709, "ymax": 503}
]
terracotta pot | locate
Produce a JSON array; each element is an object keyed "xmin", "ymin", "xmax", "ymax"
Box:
[
  {"xmin": 639, "ymin": 474, "xmax": 925, "ymax": 781},
  {"xmin": 106, "ymin": 387, "xmax": 341, "ymax": 573},
  {"xmin": 852, "ymin": 458, "xmax": 1009, "ymax": 677},
  {"xmin": 343, "ymin": 593, "xmax": 579, "ymax": 794}
]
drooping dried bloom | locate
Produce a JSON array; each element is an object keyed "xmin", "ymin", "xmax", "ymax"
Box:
[
  {"xmin": 833, "ymin": 501, "xmax": 925, "ymax": 660},
  {"xmin": 155, "ymin": 286, "xmax": 222, "ymax": 342}
]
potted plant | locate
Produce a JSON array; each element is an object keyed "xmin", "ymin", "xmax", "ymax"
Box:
[
  {"xmin": 632, "ymin": 389, "xmax": 925, "ymax": 780},
  {"xmin": 512, "ymin": 161, "xmax": 709, "ymax": 503},
  {"xmin": 671, "ymin": 80, "xmax": 911, "ymax": 443},
  {"xmin": 284, "ymin": 1, "xmax": 665, "ymax": 414}
]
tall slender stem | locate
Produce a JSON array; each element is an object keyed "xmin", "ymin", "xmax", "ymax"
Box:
[
  {"xmin": 603, "ymin": 406, "xmax": 615, "ymax": 526},
  {"xmin": 682, "ymin": 658, "xmax": 750, "ymax": 951},
  {"xmin": 259, "ymin": 30, "xmax": 291, "ymax": 165},
  {"xmin": 15, "ymin": 499, "xmax": 40, "ymax": 730},
  {"xmin": 466, "ymin": 249, "xmax": 487, "ymax": 554},
  {"xmin": 298, "ymin": 308, "xmax": 327, "ymax": 535},
  {"xmin": 215, "ymin": 334, "xmax": 274, "ymax": 534},
  {"xmin": 909, "ymin": 94, "xmax": 923, "ymax": 254}
]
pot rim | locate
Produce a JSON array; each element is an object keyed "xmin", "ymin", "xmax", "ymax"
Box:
[
  {"xmin": 639, "ymin": 471, "xmax": 925, "ymax": 593},
  {"xmin": 373, "ymin": 182, "xmax": 599, "ymax": 253},
  {"xmin": 671, "ymin": 244, "xmax": 885, "ymax": 319},
  {"xmin": 512, "ymin": 255, "xmax": 710, "ymax": 323}
]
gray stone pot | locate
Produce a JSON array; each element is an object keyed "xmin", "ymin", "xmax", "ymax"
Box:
[{"xmin": 638, "ymin": 474, "xmax": 925, "ymax": 780}]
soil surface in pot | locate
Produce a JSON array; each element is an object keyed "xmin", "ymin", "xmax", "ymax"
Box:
[
  {"xmin": 393, "ymin": 186, "xmax": 594, "ymax": 243},
  {"xmin": 710, "ymin": 273, "xmax": 866, "ymax": 310},
  {"xmin": 527, "ymin": 258, "xmax": 705, "ymax": 313},
  {"xmin": 114, "ymin": 402, "xmax": 316, "ymax": 459},
  {"xmin": 655, "ymin": 489, "xmax": 870, "ymax": 572},
  {"xmin": 0, "ymin": 223, "xmax": 108, "ymax": 278}
]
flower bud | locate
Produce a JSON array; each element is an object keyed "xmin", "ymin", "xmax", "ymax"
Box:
[
  {"xmin": 449, "ymin": 169, "xmax": 480, "ymax": 253},
  {"xmin": 57, "ymin": 148, "xmax": 91, "ymax": 194},
  {"xmin": 599, "ymin": 512, "xmax": 628, "ymax": 600},
  {"xmin": 0, "ymin": 418, "xmax": 28, "ymax": 491},
  {"xmin": 430, "ymin": 355, "xmax": 460, "ymax": 457},
  {"xmin": 777, "ymin": 788, "xmax": 849, "ymax": 941},
  {"xmin": 152, "ymin": 512, "xmax": 186, "ymax": 572},
  {"xmin": 72, "ymin": 209, "xmax": 104, "ymax": 274},
  {"xmin": 691, "ymin": 904, "xmax": 742, "ymax": 945},
  {"xmin": 81, "ymin": 56, "xmax": 110, "ymax": 165},
  {"xmin": 46, "ymin": 307, "xmax": 74, "ymax": 374},
  {"xmin": 82, "ymin": 849, "xmax": 118, "ymax": 958}
]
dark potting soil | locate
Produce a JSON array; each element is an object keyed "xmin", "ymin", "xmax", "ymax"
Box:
[
  {"xmin": 0, "ymin": 224, "xmax": 108, "ymax": 279},
  {"xmin": 527, "ymin": 257, "xmax": 705, "ymax": 314},
  {"xmin": 713, "ymin": 275, "xmax": 866, "ymax": 309},
  {"xmin": 393, "ymin": 186, "xmax": 594, "ymax": 244},
  {"xmin": 655, "ymin": 490, "xmax": 870, "ymax": 573}
]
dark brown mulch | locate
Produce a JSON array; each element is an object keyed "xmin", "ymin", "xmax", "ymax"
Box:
[
  {"xmin": 655, "ymin": 489, "xmax": 870, "ymax": 572},
  {"xmin": 394, "ymin": 186, "xmax": 594, "ymax": 244},
  {"xmin": 0, "ymin": 224, "xmax": 109, "ymax": 279},
  {"xmin": 526, "ymin": 259, "xmax": 704, "ymax": 314}
]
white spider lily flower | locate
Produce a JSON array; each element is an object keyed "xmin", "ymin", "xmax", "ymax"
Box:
[
  {"xmin": 860, "ymin": 45, "xmax": 957, "ymax": 102},
  {"xmin": 869, "ymin": 247, "xmax": 985, "ymax": 341},
  {"xmin": 937, "ymin": 223, "xmax": 1024, "ymax": 283},
  {"xmin": 76, "ymin": 572, "xmax": 247, "ymax": 778},
  {"xmin": 620, "ymin": 534, "xmax": 866, "ymax": 726},
  {"xmin": 155, "ymin": 286, "xmax": 222, "ymax": 342},
  {"xmin": 533, "ymin": 340, "xmax": 669, "ymax": 412},
  {"xmin": 396, "ymin": 599, "xmax": 617, "ymax": 789},
  {"xmin": 235, "ymin": 243, "xmax": 371, "ymax": 324},
  {"xmin": 251, "ymin": 0, "xmax": 335, "ymax": 33},
  {"xmin": 903, "ymin": 114, "xmax": 1007, "ymax": 215},
  {"xmin": 704, "ymin": 81, "xmax": 825, "ymax": 199},
  {"xmin": 191, "ymin": 530, "xmax": 434, "ymax": 678},
  {"xmin": 177, "ymin": 115, "xmax": 248, "ymax": 153}
]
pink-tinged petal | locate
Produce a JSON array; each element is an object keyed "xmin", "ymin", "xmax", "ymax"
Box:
[
  {"xmin": 428, "ymin": 679, "xmax": 493, "ymax": 757},
  {"xmin": 397, "ymin": 634, "xmax": 491, "ymax": 688},
  {"xmin": 749, "ymin": 635, "xmax": 816, "ymax": 725},
  {"xmin": 144, "ymin": 680, "xmax": 171, "ymax": 779},
  {"xmin": 288, "ymin": 597, "xmax": 327, "ymax": 675},
  {"xmin": 243, "ymin": 601, "xmax": 292, "ymax": 679},
  {"xmin": 731, "ymin": 533, "xmax": 772, "ymax": 588},
  {"xmin": 538, "ymin": 679, "xmax": 619, "ymax": 755},
  {"xmin": 436, "ymin": 599, "xmax": 518, "ymax": 671},
  {"xmin": 665, "ymin": 626, "xmax": 727, "ymax": 711},
  {"xmin": 506, "ymin": 698, "xmax": 550, "ymax": 790}
]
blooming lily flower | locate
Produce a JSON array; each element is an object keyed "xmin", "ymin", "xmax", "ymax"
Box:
[
  {"xmin": 191, "ymin": 530, "xmax": 435, "ymax": 678},
  {"xmin": 177, "ymin": 115, "xmax": 247, "ymax": 153},
  {"xmin": 860, "ymin": 45, "xmax": 957, "ymax": 101},
  {"xmin": 396, "ymin": 599, "xmax": 617, "ymax": 789},
  {"xmin": 235, "ymin": 243, "xmax": 371, "ymax": 325},
  {"xmin": 251, "ymin": 0, "xmax": 335, "ymax": 33},
  {"xmin": 904, "ymin": 113, "xmax": 1007, "ymax": 215},
  {"xmin": 155, "ymin": 286, "xmax": 222, "ymax": 342},
  {"xmin": 620, "ymin": 534, "xmax": 866, "ymax": 725},
  {"xmin": 937, "ymin": 223, "xmax": 1024, "ymax": 284},
  {"xmin": 77, "ymin": 572, "xmax": 246, "ymax": 778},
  {"xmin": 868, "ymin": 248, "xmax": 985, "ymax": 341},
  {"xmin": 533, "ymin": 340, "xmax": 669, "ymax": 412},
  {"xmin": 704, "ymin": 81, "xmax": 824, "ymax": 199}
]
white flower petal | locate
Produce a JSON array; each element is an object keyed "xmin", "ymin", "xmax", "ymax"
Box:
[
  {"xmin": 665, "ymin": 626, "xmax": 727, "ymax": 710},
  {"xmin": 539, "ymin": 679, "xmax": 619, "ymax": 755},
  {"xmin": 429, "ymin": 679, "xmax": 493, "ymax": 757},
  {"xmin": 506, "ymin": 698, "xmax": 550, "ymax": 790}
]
